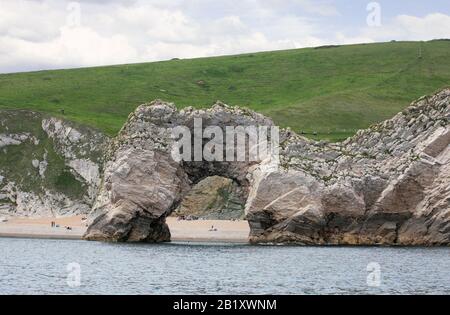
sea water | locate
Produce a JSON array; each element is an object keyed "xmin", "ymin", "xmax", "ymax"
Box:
[{"xmin": 0, "ymin": 238, "xmax": 448, "ymax": 295}]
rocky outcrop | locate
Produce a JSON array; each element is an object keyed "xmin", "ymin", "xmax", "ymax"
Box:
[
  {"xmin": 85, "ymin": 102, "xmax": 269, "ymax": 241},
  {"xmin": 0, "ymin": 111, "xmax": 108, "ymax": 217},
  {"xmin": 84, "ymin": 88, "xmax": 449, "ymax": 246},
  {"xmin": 247, "ymin": 89, "xmax": 450, "ymax": 245}
]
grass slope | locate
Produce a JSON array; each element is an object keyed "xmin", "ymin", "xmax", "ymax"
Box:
[{"xmin": 0, "ymin": 40, "xmax": 449, "ymax": 141}]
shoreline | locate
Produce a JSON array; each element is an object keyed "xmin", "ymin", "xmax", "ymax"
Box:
[
  {"xmin": 0, "ymin": 234, "xmax": 250, "ymax": 244},
  {"xmin": 0, "ymin": 216, "xmax": 250, "ymax": 243},
  {"xmin": 0, "ymin": 233, "xmax": 83, "ymax": 240},
  {"xmin": 1, "ymin": 219, "xmax": 449, "ymax": 247}
]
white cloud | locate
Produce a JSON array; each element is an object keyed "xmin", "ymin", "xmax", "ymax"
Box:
[
  {"xmin": 293, "ymin": 0, "xmax": 340, "ymax": 17},
  {"xmin": 0, "ymin": 26, "xmax": 138, "ymax": 70},
  {"xmin": 0, "ymin": 0, "xmax": 63, "ymax": 42},
  {"xmin": 362, "ymin": 13, "xmax": 450, "ymax": 41},
  {"xmin": 0, "ymin": 0, "xmax": 448, "ymax": 73}
]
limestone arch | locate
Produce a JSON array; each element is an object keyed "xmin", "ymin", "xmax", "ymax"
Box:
[{"xmin": 84, "ymin": 101, "xmax": 275, "ymax": 242}]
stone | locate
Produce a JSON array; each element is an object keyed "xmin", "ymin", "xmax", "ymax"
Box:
[{"xmin": 0, "ymin": 133, "xmax": 30, "ymax": 148}]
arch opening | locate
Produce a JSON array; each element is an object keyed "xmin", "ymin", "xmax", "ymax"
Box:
[
  {"xmin": 172, "ymin": 176, "xmax": 246, "ymax": 221},
  {"xmin": 165, "ymin": 175, "xmax": 250, "ymax": 242}
]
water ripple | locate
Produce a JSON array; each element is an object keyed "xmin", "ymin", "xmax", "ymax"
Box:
[{"xmin": 0, "ymin": 238, "xmax": 449, "ymax": 295}]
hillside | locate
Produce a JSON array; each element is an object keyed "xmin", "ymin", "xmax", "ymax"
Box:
[{"xmin": 0, "ymin": 40, "xmax": 449, "ymax": 141}]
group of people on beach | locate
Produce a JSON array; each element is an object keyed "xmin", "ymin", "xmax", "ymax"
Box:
[
  {"xmin": 177, "ymin": 215, "xmax": 199, "ymax": 221},
  {"xmin": 50, "ymin": 221, "xmax": 72, "ymax": 230}
]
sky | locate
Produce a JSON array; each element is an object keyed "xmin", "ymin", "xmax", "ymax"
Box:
[{"xmin": 0, "ymin": 0, "xmax": 449, "ymax": 73}]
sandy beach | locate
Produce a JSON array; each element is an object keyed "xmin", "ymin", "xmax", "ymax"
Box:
[
  {"xmin": 167, "ymin": 217, "xmax": 249, "ymax": 243},
  {"xmin": 0, "ymin": 216, "xmax": 250, "ymax": 243}
]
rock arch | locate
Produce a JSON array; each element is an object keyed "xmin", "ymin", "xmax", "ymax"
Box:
[{"xmin": 84, "ymin": 101, "xmax": 275, "ymax": 242}]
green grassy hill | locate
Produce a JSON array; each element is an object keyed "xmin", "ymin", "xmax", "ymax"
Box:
[{"xmin": 0, "ymin": 40, "xmax": 449, "ymax": 141}]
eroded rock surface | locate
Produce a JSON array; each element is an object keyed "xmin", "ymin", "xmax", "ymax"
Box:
[
  {"xmin": 85, "ymin": 102, "xmax": 270, "ymax": 241},
  {"xmin": 248, "ymin": 89, "xmax": 450, "ymax": 245},
  {"xmin": 173, "ymin": 176, "xmax": 246, "ymax": 220},
  {"xmin": 85, "ymin": 89, "xmax": 449, "ymax": 245}
]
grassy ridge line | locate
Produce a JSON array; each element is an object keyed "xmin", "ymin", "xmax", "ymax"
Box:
[{"xmin": 0, "ymin": 40, "xmax": 449, "ymax": 141}]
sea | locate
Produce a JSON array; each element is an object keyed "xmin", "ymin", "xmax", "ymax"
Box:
[{"xmin": 0, "ymin": 238, "xmax": 449, "ymax": 295}]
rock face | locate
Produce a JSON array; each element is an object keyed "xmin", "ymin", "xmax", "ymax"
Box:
[
  {"xmin": 0, "ymin": 111, "xmax": 108, "ymax": 217},
  {"xmin": 173, "ymin": 176, "xmax": 246, "ymax": 220},
  {"xmin": 247, "ymin": 89, "xmax": 450, "ymax": 245},
  {"xmin": 85, "ymin": 88, "xmax": 449, "ymax": 246}
]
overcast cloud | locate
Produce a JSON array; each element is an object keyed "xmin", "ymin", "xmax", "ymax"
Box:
[{"xmin": 0, "ymin": 0, "xmax": 449, "ymax": 73}]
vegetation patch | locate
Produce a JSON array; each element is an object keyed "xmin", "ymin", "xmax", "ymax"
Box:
[{"xmin": 54, "ymin": 168, "xmax": 86, "ymax": 199}]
